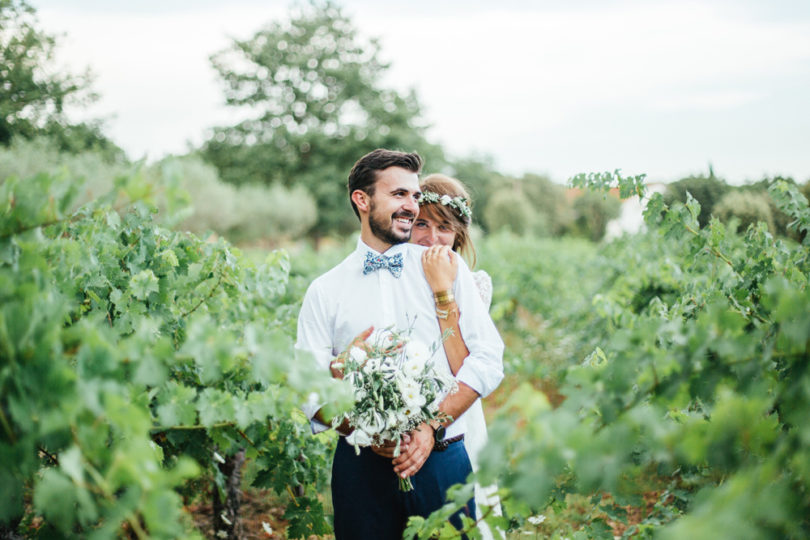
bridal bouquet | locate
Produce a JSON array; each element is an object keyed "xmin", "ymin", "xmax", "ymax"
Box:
[{"xmin": 331, "ymin": 327, "xmax": 457, "ymax": 491}]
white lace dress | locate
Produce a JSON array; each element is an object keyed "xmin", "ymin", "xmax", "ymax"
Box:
[{"xmin": 466, "ymin": 270, "xmax": 503, "ymax": 539}]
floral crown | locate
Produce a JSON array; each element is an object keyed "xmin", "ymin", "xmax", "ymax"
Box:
[{"xmin": 418, "ymin": 191, "xmax": 472, "ymax": 220}]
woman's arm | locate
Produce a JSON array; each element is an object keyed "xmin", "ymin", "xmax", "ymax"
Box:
[{"xmin": 421, "ymin": 246, "xmax": 469, "ymax": 375}]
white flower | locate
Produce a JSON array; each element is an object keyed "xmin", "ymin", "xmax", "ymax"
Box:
[
  {"xmin": 386, "ymin": 410, "xmax": 401, "ymax": 430},
  {"xmin": 399, "ymin": 378, "xmax": 426, "ymax": 408},
  {"xmin": 404, "ymin": 340, "xmax": 430, "ymax": 376},
  {"xmin": 349, "ymin": 346, "xmax": 367, "ymax": 363},
  {"xmin": 213, "ymin": 451, "xmax": 225, "ymax": 464},
  {"xmin": 346, "ymin": 428, "xmax": 373, "ymax": 452},
  {"xmin": 396, "ymin": 410, "xmax": 410, "ymax": 425},
  {"xmin": 380, "ymin": 357, "xmax": 398, "ymax": 379},
  {"xmin": 362, "ymin": 357, "xmax": 381, "ymax": 374},
  {"xmin": 403, "ymin": 362, "xmax": 422, "ymax": 378},
  {"xmin": 398, "ymin": 375, "xmax": 418, "ymax": 393},
  {"xmin": 440, "ymin": 194, "xmax": 452, "ymax": 205},
  {"xmin": 362, "ymin": 410, "xmax": 386, "ymax": 434},
  {"xmin": 401, "ymin": 405, "xmax": 419, "ymax": 418},
  {"xmin": 261, "ymin": 521, "xmax": 273, "ymax": 536}
]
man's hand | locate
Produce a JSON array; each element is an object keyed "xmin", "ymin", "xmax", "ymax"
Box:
[
  {"xmin": 370, "ymin": 433, "xmax": 411, "ymax": 459},
  {"xmin": 329, "ymin": 326, "xmax": 375, "ymax": 379},
  {"xmin": 392, "ymin": 423, "xmax": 434, "ymax": 478}
]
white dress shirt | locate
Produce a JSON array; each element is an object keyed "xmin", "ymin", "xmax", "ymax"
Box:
[{"xmin": 296, "ymin": 237, "xmax": 504, "ymax": 439}]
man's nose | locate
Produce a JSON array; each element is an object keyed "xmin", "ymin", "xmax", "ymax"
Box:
[{"xmin": 403, "ymin": 197, "xmax": 419, "ymax": 214}]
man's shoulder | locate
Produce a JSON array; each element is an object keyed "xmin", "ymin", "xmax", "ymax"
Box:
[
  {"xmin": 400, "ymin": 242, "xmax": 427, "ymax": 260},
  {"xmin": 307, "ymin": 251, "xmax": 360, "ymax": 291}
]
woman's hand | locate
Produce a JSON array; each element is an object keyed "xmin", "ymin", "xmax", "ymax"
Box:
[{"xmin": 421, "ymin": 245, "xmax": 457, "ymax": 293}]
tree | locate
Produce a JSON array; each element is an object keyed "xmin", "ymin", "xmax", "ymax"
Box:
[
  {"xmin": 483, "ymin": 184, "xmax": 541, "ymax": 235},
  {"xmin": 572, "ymin": 190, "xmax": 621, "ymax": 241},
  {"xmin": 714, "ymin": 189, "xmax": 775, "ymax": 233},
  {"xmin": 0, "ymin": 0, "xmax": 118, "ymax": 157},
  {"xmin": 447, "ymin": 154, "xmax": 502, "ymax": 230},
  {"xmin": 521, "ymin": 173, "xmax": 575, "ymax": 236},
  {"xmin": 664, "ymin": 171, "xmax": 730, "ymax": 228},
  {"xmin": 738, "ymin": 176, "xmax": 809, "ymax": 241},
  {"xmin": 202, "ymin": 0, "xmax": 444, "ymax": 238}
]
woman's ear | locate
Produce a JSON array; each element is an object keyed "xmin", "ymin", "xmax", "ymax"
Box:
[{"xmin": 351, "ymin": 190, "xmax": 369, "ymax": 213}]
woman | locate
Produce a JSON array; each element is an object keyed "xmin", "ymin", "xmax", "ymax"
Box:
[{"xmin": 411, "ymin": 173, "xmax": 502, "ymax": 538}]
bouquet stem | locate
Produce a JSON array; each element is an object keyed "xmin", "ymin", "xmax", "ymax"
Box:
[{"xmin": 398, "ymin": 475, "xmax": 414, "ymax": 492}]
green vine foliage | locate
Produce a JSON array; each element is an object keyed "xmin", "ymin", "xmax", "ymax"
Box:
[
  {"xmin": 0, "ymin": 171, "xmax": 350, "ymax": 538},
  {"xmin": 408, "ymin": 172, "xmax": 810, "ymax": 538}
]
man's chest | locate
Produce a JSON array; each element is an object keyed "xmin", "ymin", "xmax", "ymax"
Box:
[{"xmin": 327, "ymin": 278, "xmax": 440, "ymax": 352}]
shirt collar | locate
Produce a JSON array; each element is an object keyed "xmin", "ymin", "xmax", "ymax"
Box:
[{"xmin": 355, "ymin": 236, "xmax": 410, "ymax": 258}]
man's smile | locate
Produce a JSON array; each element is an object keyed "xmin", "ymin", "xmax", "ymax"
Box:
[{"xmin": 393, "ymin": 211, "xmax": 415, "ymax": 228}]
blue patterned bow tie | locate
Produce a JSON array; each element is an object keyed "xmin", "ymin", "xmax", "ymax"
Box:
[{"xmin": 363, "ymin": 251, "xmax": 404, "ymax": 278}]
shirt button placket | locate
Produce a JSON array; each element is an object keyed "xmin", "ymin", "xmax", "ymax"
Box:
[{"xmin": 379, "ymin": 267, "xmax": 395, "ymax": 326}]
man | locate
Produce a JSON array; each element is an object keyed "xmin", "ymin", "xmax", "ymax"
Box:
[{"xmin": 296, "ymin": 149, "xmax": 504, "ymax": 539}]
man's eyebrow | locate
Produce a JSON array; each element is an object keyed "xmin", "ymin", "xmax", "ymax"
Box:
[{"xmin": 389, "ymin": 187, "xmax": 421, "ymax": 195}]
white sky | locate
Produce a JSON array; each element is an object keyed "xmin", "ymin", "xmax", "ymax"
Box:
[{"xmin": 35, "ymin": 0, "xmax": 810, "ymax": 184}]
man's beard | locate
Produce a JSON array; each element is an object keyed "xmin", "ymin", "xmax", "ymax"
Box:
[{"xmin": 369, "ymin": 200, "xmax": 414, "ymax": 246}]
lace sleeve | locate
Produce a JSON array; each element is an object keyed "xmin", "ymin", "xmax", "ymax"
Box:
[{"xmin": 472, "ymin": 270, "xmax": 493, "ymax": 311}]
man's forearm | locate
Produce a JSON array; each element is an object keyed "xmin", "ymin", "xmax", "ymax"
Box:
[{"xmin": 437, "ymin": 382, "xmax": 479, "ymax": 428}]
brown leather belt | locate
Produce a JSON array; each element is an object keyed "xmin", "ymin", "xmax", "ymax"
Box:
[{"xmin": 433, "ymin": 434, "xmax": 464, "ymax": 452}]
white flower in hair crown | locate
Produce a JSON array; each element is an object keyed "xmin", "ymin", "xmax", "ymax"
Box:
[{"xmin": 418, "ymin": 191, "xmax": 472, "ymax": 219}]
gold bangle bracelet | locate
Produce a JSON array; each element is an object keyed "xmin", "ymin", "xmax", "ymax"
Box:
[{"xmin": 433, "ymin": 290, "xmax": 454, "ymax": 305}]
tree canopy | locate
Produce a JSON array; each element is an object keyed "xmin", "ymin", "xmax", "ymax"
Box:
[
  {"xmin": 0, "ymin": 0, "xmax": 119, "ymax": 158},
  {"xmin": 201, "ymin": 0, "xmax": 444, "ymax": 237}
]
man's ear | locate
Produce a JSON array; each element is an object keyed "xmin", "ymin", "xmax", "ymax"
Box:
[{"xmin": 351, "ymin": 190, "xmax": 369, "ymax": 213}]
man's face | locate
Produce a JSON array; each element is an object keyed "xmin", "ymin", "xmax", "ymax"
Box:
[{"xmin": 366, "ymin": 166, "xmax": 421, "ymax": 246}]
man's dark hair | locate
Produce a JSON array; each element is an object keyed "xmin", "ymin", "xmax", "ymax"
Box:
[{"xmin": 347, "ymin": 149, "xmax": 423, "ymax": 218}]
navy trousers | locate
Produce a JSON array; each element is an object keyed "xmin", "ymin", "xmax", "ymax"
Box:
[{"xmin": 331, "ymin": 436, "xmax": 475, "ymax": 539}]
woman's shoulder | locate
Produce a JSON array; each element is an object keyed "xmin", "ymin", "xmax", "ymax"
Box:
[
  {"xmin": 471, "ymin": 269, "xmax": 491, "ymax": 286},
  {"xmin": 471, "ymin": 270, "xmax": 492, "ymax": 309}
]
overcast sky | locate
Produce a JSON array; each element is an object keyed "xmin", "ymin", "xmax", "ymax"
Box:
[{"xmin": 35, "ymin": 0, "xmax": 810, "ymax": 184}]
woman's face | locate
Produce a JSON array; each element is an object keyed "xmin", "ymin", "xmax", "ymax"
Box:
[{"xmin": 411, "ymin": 213, "xmax": 457, "ymax": 248}]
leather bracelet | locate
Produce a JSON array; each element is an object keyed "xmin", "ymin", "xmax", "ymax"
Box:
[{"xmin": 433, "ymin": 434, "xmax": 464, "ymax": 452}]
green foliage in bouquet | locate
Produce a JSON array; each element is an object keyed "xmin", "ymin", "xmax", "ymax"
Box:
[{"xmin": 334, "ymin": 327, "xmax": 457, "ymax": 491}]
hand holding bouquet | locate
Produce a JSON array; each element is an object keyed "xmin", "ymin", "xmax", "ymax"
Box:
[{"xmin": 331, "ymin": 326, "xmax": 457, "ymax": 491}]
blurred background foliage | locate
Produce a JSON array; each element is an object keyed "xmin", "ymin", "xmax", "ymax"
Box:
[
  {"xmin": 2, "ymin": 0, "xmax": 808, "ymax": 247},
  {"xmin": 3, "ymin": 0, "xmax": 810, "ymax": 537}
]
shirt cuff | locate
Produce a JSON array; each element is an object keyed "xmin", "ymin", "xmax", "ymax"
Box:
[
  {"xmin": 455, "ymin": 364, "xmax": 485, "ymax": 397},
  {"xmin": 302, "ymin": 392, "xmax": 329, "ymax": 434}
]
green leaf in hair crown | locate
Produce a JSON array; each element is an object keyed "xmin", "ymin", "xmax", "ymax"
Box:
[{"xmin": 418, "ymin": 191, "xmax": 472, "ymax": 219}]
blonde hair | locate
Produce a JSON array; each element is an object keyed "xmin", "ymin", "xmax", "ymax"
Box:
[{"xmin": 419, "ymin": 173, "xmax": 477, "ymax": 268}]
